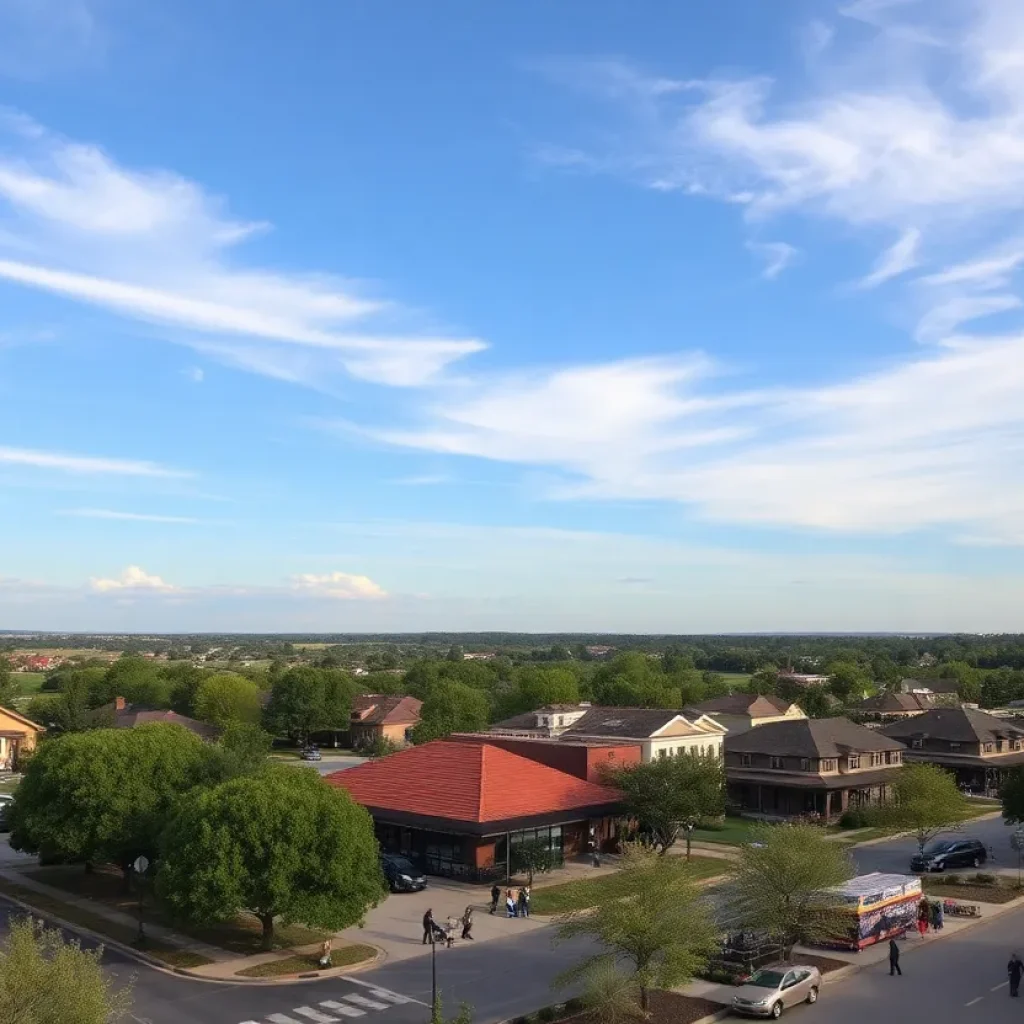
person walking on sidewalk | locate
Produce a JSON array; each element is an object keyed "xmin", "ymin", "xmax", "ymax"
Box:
[
  {"xmin": 917, "ymin": 899, "xmax": 929, "ymax": 936},
  {"xmin": 1009, "ymin": 953, "xmax": 1023, "ymax": 997},
  {"xmin": 932, "ymin": 900, "xmax": 944, "ymax": 931},
  {"xmin": 422, "ymin": 908, "xmax": 435, "ymax": 944},
  {"xmin": 445, "ymin": 914, "xmax": 458, "ymax": 948},
  {"xmin": 518, "ymin": 885, "xmax": 531, "ymax": 918},
  {"xmin": 461, "ymin": 906, "xmax": 474, "ymax": 940},
  {"xmin": 489, "ymin": 884, "xmax": 501, "ymax": 915},
  {"xmin": 888, "ymin": 939, "xmax": 902, "ymax": 977},
  {"xmin": 506, "ymin": 888, "xmax": 517, "ymax": 918}
]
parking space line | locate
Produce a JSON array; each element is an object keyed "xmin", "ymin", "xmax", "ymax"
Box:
[
  {"xmin": 965, "ymin": 997, "xmax": 984, "ymax": 1007},
  {"xmin": 992, "ymin": 982, "xmax": 1009, "ymax": 991}
]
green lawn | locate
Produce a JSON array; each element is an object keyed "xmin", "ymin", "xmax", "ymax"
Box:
[
  {"xmin": 529, "ymin": 855, "xmax": 727, "ymax": 915},
  {"xmin": 719, "ymin": 672, "xmax": 752, "ymax": 690},
  {"xmin": 236, "ymin": 944, "xmax": 376, "ymax": 978},
  {"xmin": 689, "ymin": 816, "xmax": 759, "ymax": 846},
  {"xmin": 0, "ymin": 776, "xmax": 20, "ymax": 795},
  {"xmin": 13, "ymin": 673, "xmax": 46, "ymax": 695},
  {"xmin": 26, "ymin": 865, "xmax": 330, "ymax": 955}
]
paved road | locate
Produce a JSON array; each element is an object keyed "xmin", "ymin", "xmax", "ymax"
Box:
[
  {"xmin": 852, "ymin": 813, "xmax": 1023, "ymax": 877},
  {"xmin": 1, "ymin": 893, "xmax": 588, "ymax": 1024},
  {"xmin": 783, "ymin": 902, "xmax": 1024, "ymax": 1024}
]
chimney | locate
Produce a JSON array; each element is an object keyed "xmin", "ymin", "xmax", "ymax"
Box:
[{"xmin": 114, "ymin": 696, "xmax": 126, "ymax": 711}]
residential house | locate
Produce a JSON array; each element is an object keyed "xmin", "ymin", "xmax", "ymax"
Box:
[
  {"xmin": 347, "ymin": 694, "xmax": 422, "ymax": 749},
  {"xmin": 880, "ymin": 706, "xmax": 1024, "ymax": 794},
  {"xmin": 686, "ymin": 693, "xmax": 807, "ymax": 736},
  {"xmin": 326, "ymin": 738, "xmax": 623, "ymax": 881},
  {"xmin": 898, "ymin": 679, "xmax": 962, "ymax": 706},
  {"xmin": 777, "ymin": 672, "xmax": 830, "ymax": 688},
  {"xmin": 94, "ymin": 697, "xmax": 221, "ymax": 741},
  {"xmin": 724, "ymin": 717, "xmax": 906, "ymax": 819},
  {"xmin": 0, "ymin": 705, "xmax": 44, "ymax": 770},
  {"xmin": 853, "ymin": 691, "xmax": 935, "ymax": 722},
  {"xmin": 562, "ymin": 706, "xmax": 728, "ymax": 760},
  {"xmin": 489, "ymin": 703, "xmax": 594, "ymax": 738}
]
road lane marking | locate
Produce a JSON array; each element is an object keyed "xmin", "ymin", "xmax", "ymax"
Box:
[
  {"xmin": 992, "ymin": 982, "xmax": 1009, "ymax": 991},
  {"xmin": 366, "ymin": 989, "xmax": 412, "ymax": 1005},
  {"xmin": 320, "ymin": 1002, "xmax": 366, "ymax": 1018},
  {"xmin": 268, "ymin": 1015, "xmax": 309, "ymax": 1023},
  {"xmin": 965, "ymin": 997, "xmax": 984, "ymax": 1007},
  {"xmin": 346, "ymin": 976, "xmax": 429, "ymax": 1008},
  {"xmin": 293, "ymin": 1009, "xmax": 342, "ymax": 1023},
  {"xmin": 343, "ymin": 994, "xmax": 390, "ymax": 1010}
]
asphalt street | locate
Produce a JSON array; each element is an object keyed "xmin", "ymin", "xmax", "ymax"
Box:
[
  {"xmin": 782, "ymin": 901, "xmax": 1024, "ymax": 1024},
  {"xmin": 851, "ymin": 813, "xmax": 1024, "ymax": 877}
]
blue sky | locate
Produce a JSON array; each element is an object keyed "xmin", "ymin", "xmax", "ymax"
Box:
[{"xmin": 3, "ymin": 0, "xmax": 1024, "ymax": 632}]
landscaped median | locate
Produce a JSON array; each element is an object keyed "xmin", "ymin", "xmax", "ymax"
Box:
[{"xmin": 529, "ymin": 855, "xmax": 727, "ymax": 915}]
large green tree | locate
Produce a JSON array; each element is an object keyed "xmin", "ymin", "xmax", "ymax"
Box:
[
  {"xmin": 262, "ymin": 667, "xmax": 356, "ymax": 744},
  {"xmin": 156, "ymin": 765, "xmax": 386, "ymax": 949},
  {"xmin": 879, "ymin": 763, "xmax": 969, "ymax": 854},
  {"xmin": 493, "ymin": 666, "xmax": 580, "ymax": 720},
  {"xmin": 724, "ymin": 823, "xmax": 854, "ymax": 958},
  {"xmin": 194, "ymin": 673, "xmax": 262, "ymax": 728},
  {"xmin": 0, "ymin": 657, "xmax": 18, "ymax": 706},
  {"xmin": 0, "ymin": 917, "xmax": 132, "ymax": 1024},
  {"xmin": 555, "ymin": 847, "xmax": 718, "ymax": 1014},
  {"xmin": 9, "ymin": 724, "xmax": 219, "ymax": 876},
  {"xmin": 613, "ymin": 752, "xmax": 725, "ymax": 857},
  {"xmin": 590, "ymin": 653, "xmax": 680, "ymax": 709},
  {"xmin": 411, "ymin": 680, "xmax": 490, "ymax": 743}
]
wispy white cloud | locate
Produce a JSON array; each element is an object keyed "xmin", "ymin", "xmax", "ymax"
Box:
[
  {"xmin": 0, "ymin": 445, "xmax": 187, "ymax": 477},
  {"xmin": 90, "ymin": 565, "xmax": 177, "ymax": 593},
  {"xmin": 857, "ymin": 228, "xmax": 920, "ymax": 288},
  {"xmin": 185, "ymin": 366, "xmax": 204, "ymax": 383},
  {"xmin": 0, "ymin": 118, "xmax": 485, "ymax": 387},
  {"xmin": 289, "ymin": 571, "xmax": 388, "ymax": 600},
  {"xmin": 389, "ymin": 474, "xmax": 452, "ymax": 486},
  {"xmin": 746, "ymin": 241, "xmax": 798, "ymax": 280},
  {"xmin": 60, "ymin": 508, "xmax": 200, "ymax": 524}
]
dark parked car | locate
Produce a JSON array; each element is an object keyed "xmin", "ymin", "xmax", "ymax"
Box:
[
  {"xmin": 0, "ymin": 794, "xmax": 12, "ymax": 833},
  {"xmin": 380, "ymin": 853, "xmax": 427, "ymax": 893},
  {"xmin": 301, "ymin": 746, "xmax": 322, "ymax": 762},
  {"xmin": 910, "ymin": 838, "xmax": 987, "ymax": 873}
]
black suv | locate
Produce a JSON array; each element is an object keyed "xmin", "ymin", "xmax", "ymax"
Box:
[
  {"xmin": 380, "ymin": 853, "xmax": 427, "ymax": 893},
  {"xmin": 910, "ymin": 838, "xmax": 987, "ymax": 873}
]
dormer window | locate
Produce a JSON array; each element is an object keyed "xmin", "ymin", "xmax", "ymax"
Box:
[
  {"xmin": 911, "ymin": 738, "xmax": 923, "ymax": 749},
  {"xmin": 848, "ymin": 755, "xmax": 861, "ymax": 769}
]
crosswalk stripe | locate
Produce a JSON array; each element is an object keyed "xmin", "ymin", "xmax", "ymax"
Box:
[
  {"xmin": 319, "ymin": 1001, "xmax": 367, "ymax": 1018},
  {"xmin": 293, "ymin": 1009, "xmax": 342, "ymax": 1023},
  {"xmin": 366, "ymin": 989, "xmax": 412, "ymax": 1005},
  {"xmin": 343, "ymin": 994, "xmax": 389, "ymax": 1011},
  {"xmin": 346, "ymin": 975, "xmax": 428, "ymax": 1008},
  {"xmin": 267, "ymin": 1016, "xmax": 306, "ymax": 1024}
]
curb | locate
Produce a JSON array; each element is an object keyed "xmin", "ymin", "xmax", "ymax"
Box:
[
  {"xmin": 0, "ymin": 889, "xmax": 385, "ymax": 987},
  {"xmin": 849, "ymin": 810, "xmax": 1004, "ymax": 849}
]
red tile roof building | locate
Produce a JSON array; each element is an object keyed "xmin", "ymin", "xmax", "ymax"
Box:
[{"xmin": 326, "ymin": 739, "xmax": 623, "ymax": 881}]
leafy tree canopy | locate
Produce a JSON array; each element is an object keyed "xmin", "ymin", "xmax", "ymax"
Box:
[
  {"xmin": 156, "ymin": 765, "xmax": 386, "ymax": 948},
  {"xmin": 194, "ymin": 672, "xmax": 262, "ymax": 728},
  {"xmin": 0, "ymin": 917, "xmax": 132, "ymax": 1024},
  {"xmin": 723, "ymin": 823, "xmax": 854, "ymax": 958},
  {"xmin": 411, "ymin": 680, "xmax": 490, "ymax": 743},
  {"xmin": 879, "ymin": 763, "xmax": 969, "ymax": 853},
  {"xmin": 262, "ymin": 666, "xmax": 357, "ymax": 744}
]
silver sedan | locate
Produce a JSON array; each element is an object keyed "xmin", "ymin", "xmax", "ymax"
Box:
[{"xmin": 731, "ymin": 965, "xmax": 822, "ymax": 1018}]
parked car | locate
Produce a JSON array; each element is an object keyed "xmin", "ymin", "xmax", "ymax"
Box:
[
  {"xmin": 910, "ymin": 838, "xmax": 987, "ymax": 873},
  {"xmin": 732, "ymin": 965, "xmax": 821, "ymax": 1019},
  {"xmin": 301, "ymin": 747, "xmax": 322, "ymax": 762},
  {"xmin": 380, "ymin": 853, "xmax": 427, "ymax": 893},
  {"xmin": 0, "ymin": 794, "xmax": 12, "ymax": 833}
]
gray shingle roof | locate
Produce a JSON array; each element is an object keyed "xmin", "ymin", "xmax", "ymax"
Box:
[
  {"xmin": 881, "ymin": 706, "xmax": 1024, "ymax": 745},
  {"xmin": 725, "ymin": 717, "xmax": 905, "ymax": 757},
  {"xmin": 564, "ymin": 707, "xmax": 682, "ymax": 739},
  {"xmin": 688, "ymin": 693, "xmax": 794, "ymax": 717}
]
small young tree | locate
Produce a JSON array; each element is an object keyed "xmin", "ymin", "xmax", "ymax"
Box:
[
  {"xmin": 1002, "ymin": 767, "xmax": 1024, "ymax": 824},
  {"xmin": 580, "ymin": 961, "xmax": 645, "ymax": 1024},
  {"xmin": 156, "ymin": 764, "xmax": 386, "ymax": 949},
  {"xmin": 724, "ymin": 823, "xmax": 854, "ymax": 958},
  {"xmin": 510, "ymin": 838, "xmax": 555, "ymax": 885},
  {"xmin": 879, "ymin": 763, "xmax": 969, "ymax": 854},
  {"xmin": 613, "ymin": 752, "xmax": 725, "ymax": 857},
  {"xmin": 0, "ymin": 917, "xmax": 133, "ymax": 1023},
  {"xmin": 555, "ymin": 847, "xmax": 719, "ymax": 1013}
]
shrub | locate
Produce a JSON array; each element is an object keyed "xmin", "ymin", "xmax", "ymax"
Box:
[
  {"xmin": 942, "ymin": 873, "xmax": 962, "ymax": 885},
  {"xmin": 838, "ymin": 809, "xmax": 871, "ymax": 829},
  {"xmin": 538, "ymin": 1006, "xmax": 558, "ymax": 1022},
  {"xmin": 563, "ymin": 998, "xmax": 585, "ymax": 1015},
  {"xmin": 972, "ymin": 872, "xmax": 997, "ymax": 885}
]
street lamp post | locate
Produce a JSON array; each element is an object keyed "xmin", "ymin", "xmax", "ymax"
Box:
[
  {"xmin": 430, "ymin": 930, "xmax": 437, "ymax": 1024},
  {"xmin": 132, "ymin": 855, "xmax": 149, "ymax": 947}
]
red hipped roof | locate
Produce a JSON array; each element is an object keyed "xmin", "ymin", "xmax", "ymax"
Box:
[{"xmin": 325, "ymin": 739, "xmax": 621, "ymax": 824}]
